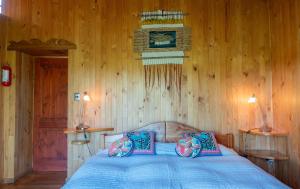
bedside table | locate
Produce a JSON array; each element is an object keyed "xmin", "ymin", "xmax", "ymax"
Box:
[
  {"xmin": 64, "ymin": 127, "xmax": 114, "ymax": 145},
  {"xmin": 239, "ymin": 129, "xmax": 289, "ymax": 177},
  {"xmin": 64, "ymin": 127, "xmax": 114, "ymax": 177}
]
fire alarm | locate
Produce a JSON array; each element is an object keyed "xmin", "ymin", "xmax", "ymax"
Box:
[{"xmin": 1, "ymin": 65, "xmax": 12, "ymax": 87}]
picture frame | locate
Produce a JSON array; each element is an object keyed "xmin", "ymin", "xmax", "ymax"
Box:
[{"xmin": 134, "ymin": 27, "xmax": 190, "ymax": 53}]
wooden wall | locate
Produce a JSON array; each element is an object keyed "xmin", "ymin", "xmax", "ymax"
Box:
[
  {"xmin": 0, "ymin": 13, "xmax": 34, "ymax": 182},
  {"xmin": 2, "ymin": 51, "xmax": 17, "ymax": 182},
  {"xmin": 0, "ymin": 0, "xmax": 299, "ymax": 188},
  {"xmin": 14, "ymin": 53, "xmax": 34, "ymax": 179},
  {"xmin": 269, "ymin": 0, "xmax": 300, "ymax": 188},
  {"xmin": 0, "ymin": 51, "xmax": 34, "ymax": 183},
  {"xmin": 0, "ymin": 14, "xmax": 8, "ymax": 183},
  {"xmin": 3, "ymin": 0, "xmax": 273, "ymax": 177}
]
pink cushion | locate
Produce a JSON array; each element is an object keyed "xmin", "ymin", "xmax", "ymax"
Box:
[
  {"xmin": 175, "ymin": 137, "xmax": 201, "ymax": 158},
  {"xmin": 108, "ymin": 136, "xmax": 133, "ymax": 157}
]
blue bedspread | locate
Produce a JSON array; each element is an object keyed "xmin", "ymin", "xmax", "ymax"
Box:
[{"xmin": 62, "ymin": 154, "xmax": 290, "ymax": 189}]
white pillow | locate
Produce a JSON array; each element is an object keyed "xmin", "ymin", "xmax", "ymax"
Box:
[
  {"xmin": 218, "ymin": 144, "xmax": 238, "ymax": 156},
  {"xmin": 97, "ymin": 148, "xmax": 108, "ymax": 155},
  {"xmin": 100, "ymin": 143, "xmax": 237, "ymax": 156},
  {"xmin": 155, "ymin": 142, "xmax": 177, "ymax": 155}
]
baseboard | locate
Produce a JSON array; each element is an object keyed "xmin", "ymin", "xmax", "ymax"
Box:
[
  {"xmin": 15, "ymin": 168, "xmax": 32, "ymax": 182},
  {"xmin": 2, "ymin": 177, "xmax": 15, "ymax": 184},
  {"xmin": 2, "ymin": 168, "xmax": 32, "ymax": 184}
]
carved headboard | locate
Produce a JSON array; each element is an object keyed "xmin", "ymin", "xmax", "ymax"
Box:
[{"xmin": 104, "ymin": 121, "xmax": 234, "ymax": 149}]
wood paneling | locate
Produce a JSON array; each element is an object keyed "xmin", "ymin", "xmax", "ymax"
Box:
[
  {"xmin": 0, "ymin": 14, "xmax": 8, "ymax": 183},
  {"xmin": 0, "ymin": 13, "xmax": 34, "ymax": 181},
  {"xmin": 14, "ymin": 53, "xmax": 34, "ymax": 179},
  {"xmin": 2, "ymin": 51, "xmax": 17, "ymax": 183},
  {"xmin": 1, "ymin": 0, "xmax": 273, "ymax": 177},
  {"xmin": 269, "ymin": 0, "xmax": 300, "ymax": 188},
  {"xmin": 1, "ymin": 51, "xmax": 34, "ymax": 183},
  {"xmin": 0, "ymin": 0, "xmax": 299, "ymax": 188}
]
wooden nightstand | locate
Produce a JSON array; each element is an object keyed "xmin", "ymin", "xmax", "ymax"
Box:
[
  {"xmin": 239, "ymin": 129, "xmax": 289, "ymax": 177},
  {"xmin": 64, "ymin": 127, "xmax": 114, "ymax": 134},
  {"xmin": 64, "ymin": 127, "xmax": 114, "ymax": 145},
  {"xmin": 64, "ymin": 127, "xmax": 114, "ymax": 177}
]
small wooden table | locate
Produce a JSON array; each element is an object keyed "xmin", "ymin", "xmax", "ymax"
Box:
[
  {"xmin": 64, "ymin": 127, "xmax": 114, "ymax": 134},
  {"xmin": 239, "ymin": 128, "xmax": 289, "ymax": 176},
  {"xmin": 64, "ymin": 127, "xmax": 114, "ymax": 145}
]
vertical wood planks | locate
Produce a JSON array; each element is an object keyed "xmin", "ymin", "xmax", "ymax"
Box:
[
  {"xmin": 269, "ymin": 0, "xmax": 300, "ymax": 188},
  {"xmin": 14, "ymin": 53, "xmax": 34, "ymax": 178},
  {"xmin": 0, "ymin": 1, "xmax": 299, "ymax": 187},
  {"xmin": 0, "ymin": 14, "xmax": 8, "ymax": 182}
]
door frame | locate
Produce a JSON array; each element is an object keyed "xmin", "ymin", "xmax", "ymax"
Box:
[{"xmin": 5, "ymin": 38, "xmax": 76, "ymax": 182}]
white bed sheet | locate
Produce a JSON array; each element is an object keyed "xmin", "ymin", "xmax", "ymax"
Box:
[{"xmin": 62, "ymin": 151, "xmax": 290, "ymax": 189}]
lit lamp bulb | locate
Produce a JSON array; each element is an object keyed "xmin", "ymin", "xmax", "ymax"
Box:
[
  {"xmin": 83, "ymin": 92, "xmax": 91, "ymax": 102},
  {"xmin": 248, "ymin": 94, "xmax": 257, "ymax": 104}
]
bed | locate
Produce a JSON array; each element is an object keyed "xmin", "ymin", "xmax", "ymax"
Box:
[{"xmin": 62, "ymin": 121, "xmax": 290, "ymax": 189}]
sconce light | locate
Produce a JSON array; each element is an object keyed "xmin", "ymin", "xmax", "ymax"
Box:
[
  {"xmin": 248, "ymin": 94, "xmax": 257, "ymax": 104},
  {"xmin": 83, "ymin": 92, "xmax": 91, "ymax": 102},
  {"xmin": 247, "ymin": 94, "xmax": 272, "ymax": 133}
]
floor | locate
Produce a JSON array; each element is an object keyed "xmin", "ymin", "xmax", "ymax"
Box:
[{"xmin": 0, "ymin": 172, "xmax": 66, "ymax": 189}]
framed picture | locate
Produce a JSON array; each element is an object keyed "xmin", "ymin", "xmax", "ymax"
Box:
[
  {"xmin": 134, "ymin": 27, "xmax": 190, "ymax": 53},
  {"xmin": 149, "ymin": 31, "xmax": 177, "ymax": 48}
]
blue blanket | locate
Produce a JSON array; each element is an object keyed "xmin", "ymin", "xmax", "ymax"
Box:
[{"xmin": 62, "ymin": 154, "xmax": 289, "ymax": 189}]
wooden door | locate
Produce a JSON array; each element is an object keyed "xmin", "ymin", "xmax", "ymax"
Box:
[{"xmin": 33, "ymin": 58, "xmax": 68, "ymax": 171}]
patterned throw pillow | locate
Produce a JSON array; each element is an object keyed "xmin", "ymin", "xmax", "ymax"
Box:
[
  {"xmin": 108, "ymin": 136, "xmax": 133, "ymax": 157},
  {"xmin": 175, "ymin": 137, "xmax": 201, "ymax": 158},
  {"xmin": 126, "ymin": 131, "xmax": 155, "ymax": 155},
  {"xmin": 188, "ymin": 131, "xmax": 222, "ymax": 156}
]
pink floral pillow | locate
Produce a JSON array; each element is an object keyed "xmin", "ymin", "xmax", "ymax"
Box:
[
  {"xmin": 175, "ymin": 137, "xmax": 201, "ymax": 158},
  {"xmin": 108, "ymin": 136, "xmax": 133, "ymax": 157}
]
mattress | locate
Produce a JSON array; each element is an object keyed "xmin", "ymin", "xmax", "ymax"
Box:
[{"xmin": 62, "ymin": 150, "xmax": 290, "ymax": 189}]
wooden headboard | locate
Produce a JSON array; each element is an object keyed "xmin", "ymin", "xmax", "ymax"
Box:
[{"xmin": 104, "ymin": 121, "xmax": 234, "ymax": 149}]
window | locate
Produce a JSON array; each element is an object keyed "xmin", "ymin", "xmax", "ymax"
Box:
[{"xmin": 0, "ymin": 0, "xmax": 2, "ymax": 14}]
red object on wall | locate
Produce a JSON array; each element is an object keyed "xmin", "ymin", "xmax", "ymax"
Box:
[{"xmin": 1, "ymin": 65, "xmax": 12, "ymax": 87}]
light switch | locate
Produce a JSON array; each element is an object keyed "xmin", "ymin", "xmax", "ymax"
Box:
[{"xmin": 74, "ymin": 93, "xmax": 80, "ymax": 101}]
